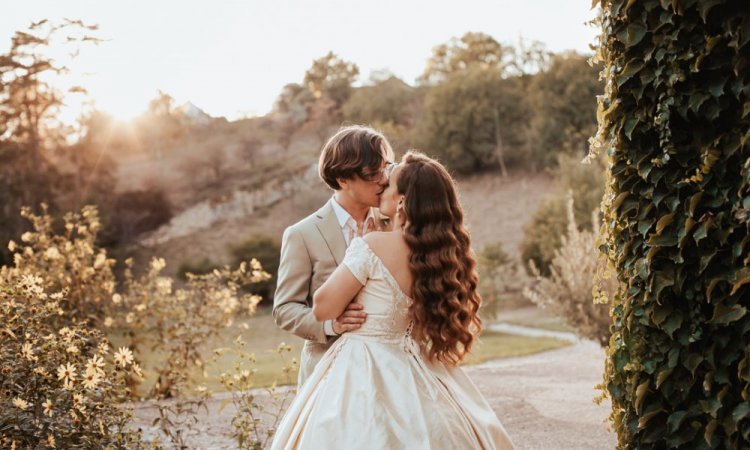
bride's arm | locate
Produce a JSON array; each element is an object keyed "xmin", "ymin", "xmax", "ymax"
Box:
[{"xmin": 312, "ymin": 266, "xmax": 363, "ymax": 321}]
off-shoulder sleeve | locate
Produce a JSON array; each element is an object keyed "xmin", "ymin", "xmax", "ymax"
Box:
[{"xmin": 342, "ymin": 237, "xmax": 373, "ymax": 285}]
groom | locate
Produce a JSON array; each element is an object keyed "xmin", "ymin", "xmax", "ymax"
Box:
[{"xmin": 273, "ymin": 125, "xmax": 394, "ymax": 385}]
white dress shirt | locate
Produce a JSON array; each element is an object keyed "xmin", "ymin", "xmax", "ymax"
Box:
[{"xmin": 324, "ymin": 197, "xmax": 376, "ymax": 335}]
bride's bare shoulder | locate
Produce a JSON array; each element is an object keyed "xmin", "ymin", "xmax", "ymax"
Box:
[{"xmin": 363, "ymin": 231, "xmax": 407, "ymax": 254}]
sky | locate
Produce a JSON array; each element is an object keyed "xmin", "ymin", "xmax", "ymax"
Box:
[{"xmin": 2, "ymin": 0, "xmax": 600, "ymax": 122}]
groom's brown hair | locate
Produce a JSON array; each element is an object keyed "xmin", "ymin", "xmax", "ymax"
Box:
[{"xmin": 318, "ymin": 125, "xmax": 395, "ymax": 190}]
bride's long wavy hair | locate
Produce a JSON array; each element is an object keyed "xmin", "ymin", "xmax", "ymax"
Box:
[{"xmin": 396, "ymin": 151, "xmax": 482, "ymax": 366}]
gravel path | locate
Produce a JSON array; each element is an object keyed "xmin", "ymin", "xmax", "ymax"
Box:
[{"xmin": 132, "ymin": 339, "xmax": 615, "ymax": 449}]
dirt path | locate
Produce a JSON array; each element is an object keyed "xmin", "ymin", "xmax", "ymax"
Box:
[{"xmin": 132, "ymin": 340, "xmax": 615, "ymax": 449}]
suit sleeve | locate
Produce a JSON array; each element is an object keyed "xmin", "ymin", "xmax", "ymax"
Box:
[{"xmin": 272, "ymin": 226, "xmax": 328, "ymax": 344}]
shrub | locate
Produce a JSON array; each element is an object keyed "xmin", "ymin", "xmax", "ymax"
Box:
[
  {"xmin": 523, "ymin": 196, "xmax": 615, "ymax": 346},
  {"xmin": 0, "ymin": 273, "xmax": 144, "ymax": 449},
  {"xmin": 520, "ymin": 153, "xmax": 605, "ymax": 275},
  {"xmin": 177, "ymin": 257, "xmax": 220, "ymax": 280},
  {"xmin": 230, "ymin": 235, "xmax": 280, "ymax": 303},
  {"xmin": 6, "ymin": 204, "xmax": 118, "ymax": 326}
]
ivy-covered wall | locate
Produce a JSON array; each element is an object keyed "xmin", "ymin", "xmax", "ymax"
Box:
[{"xmin": 593, "ymin": 0, "xmax": 750, "ymax": 448}]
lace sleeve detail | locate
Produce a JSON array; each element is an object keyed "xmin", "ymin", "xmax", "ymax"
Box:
[{"xmin": 342, "ymin": 237, "xmax": 372, "ymax": 285}]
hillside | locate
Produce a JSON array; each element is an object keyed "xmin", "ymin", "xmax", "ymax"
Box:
[{"xmin": 128, "ymin": 166, "xmax": 554, "ymax": 277}]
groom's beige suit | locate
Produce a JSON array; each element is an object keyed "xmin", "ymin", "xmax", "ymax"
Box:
[{"xmin": 273, "ymin": 199, "xmax": 350, "ymax": 385}]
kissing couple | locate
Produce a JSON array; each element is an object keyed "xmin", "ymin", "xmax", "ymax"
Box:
[{"xmin": 270, "ymin": 125, "xmax": 515, "ymax": 449}]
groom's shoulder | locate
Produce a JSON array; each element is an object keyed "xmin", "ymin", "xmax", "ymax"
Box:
[{"xmin": 283, "ymin": 206, "xmax": 324, "ymax": 238}]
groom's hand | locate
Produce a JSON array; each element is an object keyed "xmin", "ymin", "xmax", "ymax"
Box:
[{"xmin": 332, "ymin": 303, "xmax": 367, "ymax": 335}]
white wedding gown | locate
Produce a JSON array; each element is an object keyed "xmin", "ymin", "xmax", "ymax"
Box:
[{"xmin": 270, "ymin": 237, "xmax": 515, "ymax": 449}]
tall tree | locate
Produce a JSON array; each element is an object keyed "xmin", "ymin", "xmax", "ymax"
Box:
[
  {"xmin": 417, "ymin": 66, "xmax": 528, "ymax": 175},
  {"xmin": 303, "ymin": 51, "xmax": 359, "ymax": 109},
  {"xmin": 525, "ymin": 52, "xmax": 602, "ymax": 170},
  {"xmin": 0, "ymin": 19, "xmax": 101, "ymax": 265},
  {"xmin": 418, "ymin": 32, "xmax": 512, "ymax": 85},
  {"xmin": 594, "ymin": 1, "xmax": 749, "ymax": 447}
]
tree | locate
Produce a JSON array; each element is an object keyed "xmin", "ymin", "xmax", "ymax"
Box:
[
  {"xmin": 342, "ymin": 76, "xmax": 415, "ymax": 126},
  {"xmin": 524, "ymin": 52, "xmax": 602, "ymax": 169},
  {"xmin": 0, "ymin": 19, "xmax": 101, "ymax": 265},
  {"xmin": 303, "ymin": 52, "xmax": 359, "ymax": 109},
  {"xmin": 594, "ymin": 1, "xmax": 750, "ymax": 447},
  {"xmin": 418, "ymin": 32, "xmax": 512, "ymax": 85},
  {"xmin": 135, "ymin": 90, "xmax": 184, "ymax": 159},
  {"xmin": 417, "ymin": 67, "xmax": 528, "ymax": 174}
]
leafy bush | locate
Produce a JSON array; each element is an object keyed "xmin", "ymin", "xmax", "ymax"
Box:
[
  {"xmin": 0, "ymin": 273, "xmax": 144, "ymax": 449},
  {"xmin": 7, "ymin": 205, "xmax": 118, "ymax": 326},
  {"xmin": 523, "ymin": 196, "xmax": 614, "ymax": 346},
  {"xmin": 477, "ymin": 242, "xmax": 531, "ymax": 316},
  {"xmin": 520, "ymin": 153, "xmax": 605, "ymax": 275},
  {"xmin": 593, "ymin": 1, "xmax": 750, "ymax": 447},
  {"xmin": 116, "ymin": 256, "xmax": 267, "ymax": 399}
]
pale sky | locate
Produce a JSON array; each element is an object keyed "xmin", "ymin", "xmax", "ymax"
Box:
[{"xmin": 2, "ymin": 0, "xmax": 600, "ymax": 121}]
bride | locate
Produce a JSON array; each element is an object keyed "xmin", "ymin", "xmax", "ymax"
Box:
[{"xmin": 270, "ymin": 151, "xmax": 515, "ymax": 449}]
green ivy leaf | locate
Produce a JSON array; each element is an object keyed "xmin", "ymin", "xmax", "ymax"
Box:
[
  {"xmin": 666, "ymin": 410, "xmax": 687, "ymax": 434},
  {"xmin": 708, "ymin": 302, "xmax": 747, "ymax": 325}
]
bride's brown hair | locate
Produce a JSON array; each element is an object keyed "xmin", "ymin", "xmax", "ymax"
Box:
[{"xmin": 397, "ymin": 151, "xmax": 482, "ymax": 365}]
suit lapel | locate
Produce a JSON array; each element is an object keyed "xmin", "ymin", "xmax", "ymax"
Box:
[{"xmin": 315, "ymin": 199, "xmax": 347, "ymax": 265}]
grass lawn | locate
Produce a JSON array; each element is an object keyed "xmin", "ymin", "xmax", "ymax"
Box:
[{"xmin": 119, "ymin": 310, "xmax": 571, "ymax": 396}]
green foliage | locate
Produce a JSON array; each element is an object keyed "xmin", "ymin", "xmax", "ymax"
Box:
[
  {"xmin": 230, "ymin": 235, "xmax": 281, "ymax": 302},
  {"xmin": 525, "ymin": 52, "xmax": 603, "ymax": 169},
  {"xmin": 417, "ymin": 67, "xmax": 529, "ymax": 174},
  {"xmin": 0, "ymin": 272, "xmax": 144, "ymax": 449},
  {"xmin": 419, "ymin": 32, "xmax": 512, "ymax": 85},
  {"xmin": 342, "ymin": 76, "xmax": 416, "ymax": 126},
  {"xmin": 520, "ymin": 154, "xmax": 606, "ymax": 275},
  {"xmin": 593, "ymin": 1, "xmax": 750, "ymax": 447}
]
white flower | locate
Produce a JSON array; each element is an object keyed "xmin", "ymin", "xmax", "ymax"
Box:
[
  {"xmin": 82, "ymin": 371, "xmax": 101, "ymax": 389},
  {"xmin": 43, "ymin": 399, "xmax": 54, "ymax": 417},
  {"xmin": 114, "ymin": 347, "xmax": 134, "ymax": 367},
  {"xmin": 111, "ymin": 293, "xmax": 122, "ymax": 304},
  {"xmin": 20, "ymin": 342, "xmax": 34, "ymax": 360},
  {"xmin": 20, "ymin": 232, "xmax": 33, "ymax": 242},
  {"xmin": 7, "ymin": 240, "xmax": 16, "ymax": 252},
  {"xmin": 13, "ymin": 397, "xmax": 30, "ymax": 410},
  {"xmin": 44, "ymin": 247, "xmax": 61, "ymax": 260},
  {"xmin": 103, "ymin": 317, "xmax": 113, "ymax": 327},
  {"xmin": 57, "ymin": 362, "xmax": 77, "ymax": 383},
  {"xmin": 150, "ymin": 257, "xmax": 166, "ymax": 272},
  {"xmin": 94, "ymin": 252, "xmax": 106, "ymax": 269}
]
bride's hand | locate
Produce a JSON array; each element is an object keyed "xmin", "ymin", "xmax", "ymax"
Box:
[{"xmin": 332, "ymin": 302, "xmax": 367, "ymax": 335}]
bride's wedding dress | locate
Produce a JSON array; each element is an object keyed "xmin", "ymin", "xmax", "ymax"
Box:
[{"xmin": 271, "ymin": 237, "xmax": 515, "ymax": 449}]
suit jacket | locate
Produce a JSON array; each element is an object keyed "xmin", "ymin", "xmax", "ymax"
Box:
[{"xmin": 273, "ymin": 199, "xmax": 347, "ymax": 385}]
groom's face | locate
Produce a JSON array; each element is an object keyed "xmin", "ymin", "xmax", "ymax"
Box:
[{"xmin": 338, "ymin": 163, "xmax": 389, "ymax": 208}]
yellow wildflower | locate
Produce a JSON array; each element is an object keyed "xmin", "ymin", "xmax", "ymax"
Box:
[
  {"xmin": 7, "ymin": 240, "xmax": 16, "ymax": 252},
  {"xmin": 20, "ymin": 232, "xmax": 33, "ymax": 242},
  {"xmin": 111, "ymin": 293, "xmax": 122, "ymax": 304},
  {"xmin": 131, "ymin": 363, "xmax": 143, "ymax": 378},
  {"xmin": 47, "ymin": 434, "xmax": 56, "ymax": 448},
  {"xmin": 103, "ymin": 317, "xmax": 113, "ymax": 327},
  {"xmin": 66, "ymin": 344, "xmax": 79, "ymax": 354}
]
